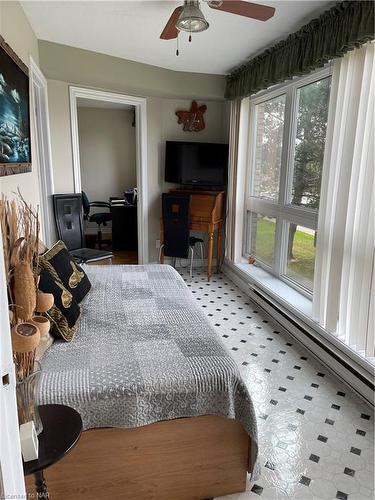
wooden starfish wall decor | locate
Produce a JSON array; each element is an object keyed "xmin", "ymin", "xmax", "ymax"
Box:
[{"xmin": 175, "ymin": 101, "xmax": 207, "ymax": 132}]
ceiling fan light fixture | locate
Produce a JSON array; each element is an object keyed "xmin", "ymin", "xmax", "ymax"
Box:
[{"xmin": 176, "ymin": 1, "xmax": 209, "ymax": 33}]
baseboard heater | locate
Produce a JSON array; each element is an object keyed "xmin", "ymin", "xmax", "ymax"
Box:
[{"xmin": 248, "ymin": 283, "xmax": 374, "ymax": 407}]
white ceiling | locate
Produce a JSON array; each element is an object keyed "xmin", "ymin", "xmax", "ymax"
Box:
[{"xmin": 22, "ymin": 0, "xmax": 334, "ymax": 75}]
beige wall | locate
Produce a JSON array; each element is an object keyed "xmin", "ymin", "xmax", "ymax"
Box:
[
  {"xmin": 39, "ymin": 41, "xmax": 229, "ymax": 261},
  {"xmin": 0, "ymin": 1, "xmax": 40, "ymax": 209},
  {"xmin": 78, "ymin": 107, "xmax": 136, "ymax": 201},
  {"xmin": 39, "ymin": 40, "xmax": 226, "ymax": 101}
]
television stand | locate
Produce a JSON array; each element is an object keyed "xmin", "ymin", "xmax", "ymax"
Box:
[{"xmin": 174, "ymin": 185, "xmax": 225, "ymax": 192}]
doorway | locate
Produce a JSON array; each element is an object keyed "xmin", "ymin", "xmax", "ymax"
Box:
[
  {"xmin": 69, "ymin": 87, "xmax": 148, "ymax": 264},
  {"xmin": 77, "ymin": 99, "xmax": 137, "ymax": 262}
]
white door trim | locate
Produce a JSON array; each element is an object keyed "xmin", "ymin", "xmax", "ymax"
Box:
[
  {"xmin": 69, "ymin": 86, "xmax": 149, "ymax": 264},
  {"xmin": 30, "ymin": 57, "xmax": 55, "ymax": 247},
  {"xmin": 0, "ymin": 231, "xmax": 25, "ymax": 497}
]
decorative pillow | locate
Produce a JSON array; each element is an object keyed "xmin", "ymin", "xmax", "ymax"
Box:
[
  {"xmin": 38, "ymin": 267, "xmax": 81, "ymax": 342},
  {"xmin": 40, "ymin": 240, "xmax": 91, "ymax": 303}
]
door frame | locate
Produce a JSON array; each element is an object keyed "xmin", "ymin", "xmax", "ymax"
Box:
[
  {"xmin": 0, "ymin": 231, "xmax": 26, "ymax": 498},
  {"xmin": 69, "ymin": 86, "xmax": 149, "ymax": 264},
  {"xmin": 30, "ymin": 57, "xmax": 55, "ymax": 247}
]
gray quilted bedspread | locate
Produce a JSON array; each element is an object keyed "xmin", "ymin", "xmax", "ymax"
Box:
[{"xmin": 39, "ymin": 265, "xmax": 258, "ymax": 471}]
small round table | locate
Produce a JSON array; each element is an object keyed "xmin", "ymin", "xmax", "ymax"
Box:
[{"xmin": 23, "ymin": 404, "xmax": 82, "ymax": 499}]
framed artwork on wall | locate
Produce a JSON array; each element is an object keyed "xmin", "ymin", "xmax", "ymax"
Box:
[{"xmin": 0, "ymin": 35, "xmax": 31, "ymax": 176}]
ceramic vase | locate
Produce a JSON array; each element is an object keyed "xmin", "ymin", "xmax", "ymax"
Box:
[
  {"xmin": 11, "ymin": 322, "xmax": 40, "ymax": 353},
  {"xmin": 35, "ymin": 291, "xmax": 54, "ymax": 313},
  {"xmin": 30, "ymin": 315, "xmax": 51, "ymax": 338}
]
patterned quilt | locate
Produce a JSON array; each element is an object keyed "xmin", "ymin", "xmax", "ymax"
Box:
[{"xmin": 39, "ymin": 264, "xmax": 258, "ymax": 473}]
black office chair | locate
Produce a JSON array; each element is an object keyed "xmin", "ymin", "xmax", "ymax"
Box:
[
  {"xmin": 81, "ymin": 191, "xmax": 112, "ymax": 249},
  {"xmin": 53, "ymin": 194, "xmax": 113, "ymax": 264},
  {"xmin": 159, "ymin": 193, "xmax": 204, "ymax": 278}
]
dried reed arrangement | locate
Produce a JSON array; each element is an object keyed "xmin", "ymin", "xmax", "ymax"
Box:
[
  {"xmin": 0, "ymin": 191, "xmax": 44, "ymax": 382},
  {"xmin": 14, "ymin": 261, "xmax": 36, "ymax": 321}
]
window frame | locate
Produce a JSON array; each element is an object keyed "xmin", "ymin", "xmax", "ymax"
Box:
[{"xmin": 243, "ymin": 66, "xmax": 332, "ymax": 297}]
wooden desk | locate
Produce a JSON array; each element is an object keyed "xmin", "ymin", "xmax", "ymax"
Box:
[{"xmin": 160, "ymin": 190, "xmax": 225, "ymax": 281}]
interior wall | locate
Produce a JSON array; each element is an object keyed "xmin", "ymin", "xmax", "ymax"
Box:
[
  {"xmin": 40, "ymin": 42, "xmax": 230, "ymax": 262},
  {"xmin": 39, "ymin": 40, "xmax": 226, "ymax": 100},
  {"xmin": 78, "ymin": 107, "xmax": 136, "ymax": 202},
  {"xmin": 0, "ymin": 1, "xmax": 40, "ymax": 209}
]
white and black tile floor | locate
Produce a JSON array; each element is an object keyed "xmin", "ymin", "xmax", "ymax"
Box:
[{"xmin": 179, "ymin": 269, "xmax": 374, "ymax": 500}]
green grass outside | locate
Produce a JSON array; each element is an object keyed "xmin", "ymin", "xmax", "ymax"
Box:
[
  {"xmin": 253, "ymin": 218, "xmax": 275, "ymax": 266},
  {"xmin": 254, "ymin": 218, "xmax": 315, "ymax": 288}
]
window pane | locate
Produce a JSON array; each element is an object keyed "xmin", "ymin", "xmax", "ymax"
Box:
[
  {"xmin": 246, "ymin": 212, "xmax": 276, "ymax": 267},
  {"xmin": 285, "ymin": 224, "xmax": 316, "ymax": 291},
  {"xmin": 291, "ymin": 77, "xmax": 331, "ymax": 208},
  {"xmin": 252, "ymin": 94, "xmax": 286, "ymax": 201}
]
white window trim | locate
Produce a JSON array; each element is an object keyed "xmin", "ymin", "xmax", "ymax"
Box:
[
  {"xmin": 243, "ymin": 66, "xmax": 332, "ymax": 297},
  {"xmin": 30, "ymin": 57, "xmax": 55, "ymax": 247}
]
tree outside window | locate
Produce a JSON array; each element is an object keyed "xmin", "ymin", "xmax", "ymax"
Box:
[{"xmin": 245, "ymin": 70, "xmax": 331, "ymax": 293}]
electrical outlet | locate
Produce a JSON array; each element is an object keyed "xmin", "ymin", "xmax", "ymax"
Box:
[{"xmin": 156, "ymin": 239, "xmax": 161, "ymax": 249}]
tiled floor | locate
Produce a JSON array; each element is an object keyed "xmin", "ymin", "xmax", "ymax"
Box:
[{"xmin": 178, "ymin": 269, "xmax": 374, "ymax": 500}]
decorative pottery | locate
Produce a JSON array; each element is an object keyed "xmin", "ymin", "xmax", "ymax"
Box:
[
  {"xmin": 16, "ymin": 361, "xmax": 43, "ymax": 435},
  {"xmin": 35, "ymin": 290, "xmax": 54, "ymax": 313},
  {"xmin": 30, "ymin": 315, "xmax": 50, "ymax": 338},
  {"xmin": 11, "ymin": 322, "xmax": 40, "ymax": 353}
]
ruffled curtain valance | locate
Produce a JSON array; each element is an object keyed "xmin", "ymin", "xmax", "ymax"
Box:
[{"xmin": 225, "ymin": 1, "xmax": 374, "ymax": 100}]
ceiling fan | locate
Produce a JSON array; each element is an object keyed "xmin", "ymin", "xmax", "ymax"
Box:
[{"xmin": 160, "ymin": 1, "xmax": 275, "ymax": 42}]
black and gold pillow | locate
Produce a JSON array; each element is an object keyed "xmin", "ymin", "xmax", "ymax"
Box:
[
  {"xmin": 40, "ymin": 241, "xmax": 91, "ymax": 303},
  {"xmin": 38, "ymin": 267, "xmax": 81, "ymax": 342}
]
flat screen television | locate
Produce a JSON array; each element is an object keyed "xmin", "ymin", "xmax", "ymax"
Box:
[{"xmin": 164, "ymin": 141, "xmax": 229, "ymax": 187}]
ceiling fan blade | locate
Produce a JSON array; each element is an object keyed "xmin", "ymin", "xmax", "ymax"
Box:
[
  {"xmin": 160, "ymin": 6, "xmax": 183, "ymax": 39},
  {"xmin": 208, "ymin": 1, "xmax": 275, "ymax": 21}
]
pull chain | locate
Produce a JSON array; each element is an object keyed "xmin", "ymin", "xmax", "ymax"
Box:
[
  {"xmin": 189, "ymin": 29, "xmax": 192, "ymax": 42},
  {"xmin": 176, "ymin": 36, "xmax": 179, "ymax": 56}
]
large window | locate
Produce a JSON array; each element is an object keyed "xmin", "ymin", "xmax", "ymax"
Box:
[{"xmin": 244, "ymin": 69, "xmax": 331, "ymax": 294}]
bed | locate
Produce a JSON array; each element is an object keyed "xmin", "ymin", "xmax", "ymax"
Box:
[{"xmin": 33, "ymin": 265, "xmax": 258, "ymax": 499}]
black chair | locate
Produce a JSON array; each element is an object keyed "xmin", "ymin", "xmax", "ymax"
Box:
[
  {"xmin": 53, "ymin": 194, "xmax": 113, "ymax": 264},
  {"xmin": 159, "ymin": 193, "xmax": 204, "ymax": 278},
  {"xmin": 81, "ymin": 191, "xmax": 112, "ymax": 249}
]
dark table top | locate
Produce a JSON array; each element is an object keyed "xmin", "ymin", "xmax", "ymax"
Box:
[{"xmin": 23, "ymin": 404, "xmax": 82, "ymax": 476}]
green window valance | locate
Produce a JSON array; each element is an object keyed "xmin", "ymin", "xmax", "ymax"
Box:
[{"xmin": 225, "ymin": 1, "xmax": 374, "ymax": 100}]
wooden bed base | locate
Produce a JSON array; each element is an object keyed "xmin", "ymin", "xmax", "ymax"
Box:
[{"xmin": 26, "ymin": 415, "xmax": 250, "ymax": 500}]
